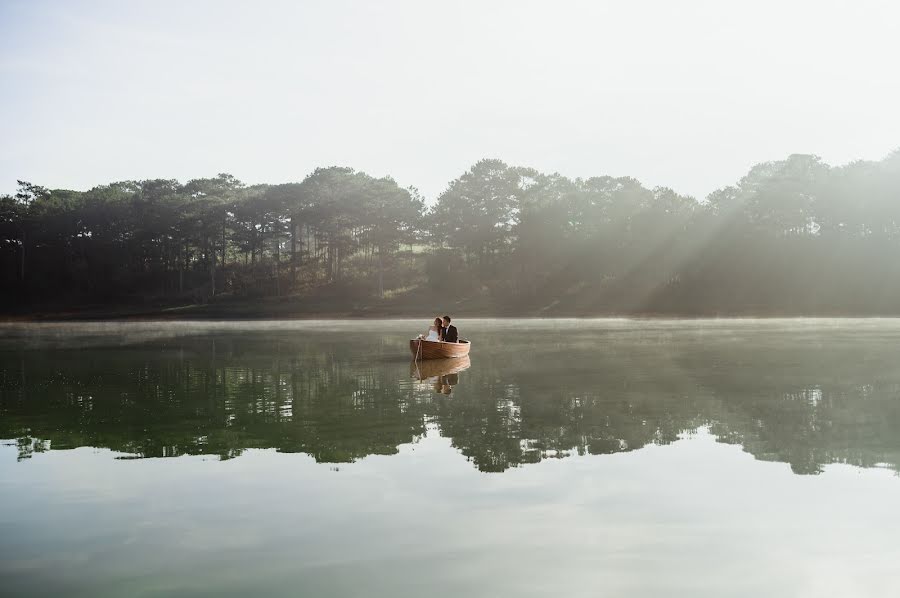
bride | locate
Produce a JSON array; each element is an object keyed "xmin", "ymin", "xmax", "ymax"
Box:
[{"xmin": 418, "ymin": 317, "xmax": 444, "ymax": 342}]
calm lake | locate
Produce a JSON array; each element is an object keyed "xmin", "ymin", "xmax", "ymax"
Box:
[{"xmin": 2, "ymin": 319, "xmax": 900, "ymax": 597}]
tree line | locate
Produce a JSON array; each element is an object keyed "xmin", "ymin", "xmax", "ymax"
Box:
[{"xmin": 2, "ymin": 151, "xmax": 900, "ymax": 314}]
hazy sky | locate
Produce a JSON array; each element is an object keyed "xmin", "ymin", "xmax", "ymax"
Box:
[{"xmin": 1, "ymin": 0, "xmax": 899, "ymax": 202}]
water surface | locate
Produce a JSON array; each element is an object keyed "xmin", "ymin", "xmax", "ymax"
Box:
[{"xmin": 2, "ymin": 319, "xmax": 900, "ymax": 597}]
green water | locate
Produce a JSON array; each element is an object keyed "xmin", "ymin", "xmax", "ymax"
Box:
[{"xmin": 2, "ymin": 319, "xmax": 900, "ymax": 597}]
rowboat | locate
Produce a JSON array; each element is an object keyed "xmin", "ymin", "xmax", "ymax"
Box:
[{"xmin": 409, "ymin": 338, "xmax": 471, "ymax": 360}]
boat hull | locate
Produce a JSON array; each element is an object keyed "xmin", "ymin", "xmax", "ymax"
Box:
[{"xmin": 409, "ymin": 339, "xmax": 471, "ymax": 360}]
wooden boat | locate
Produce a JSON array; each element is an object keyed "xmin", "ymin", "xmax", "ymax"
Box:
[
  {"xmin": 410, "ymin": 355, "xmax": 471, "ymax": 381},
  {"xmin": 409, "ymin": 338, "xmax": 471, "ymax": 360}
]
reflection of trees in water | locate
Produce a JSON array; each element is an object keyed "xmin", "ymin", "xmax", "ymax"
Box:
[
  {"xmin": 433, "ymin": 341, "xmax": 709, "ymax": 471},
  {"xmin": 2, "ymin": 329, "xmax": 900, "ymax": 475},
  {"xmin": 612, "ymin": 336, "xmax": 892, "ymax": 477},
  {"xmin": 0, "ymin": 336, "xmax": 433, "ymax": 463}
]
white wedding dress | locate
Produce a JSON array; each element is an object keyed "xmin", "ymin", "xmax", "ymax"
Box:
[{"xmin": 424, "ymin": 328, "xmax": 441, "ymax": 341}]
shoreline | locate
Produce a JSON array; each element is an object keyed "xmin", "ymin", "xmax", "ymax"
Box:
[{"xmin": 6, "ymin": 300, "xmax": 900, "ymax": 323}]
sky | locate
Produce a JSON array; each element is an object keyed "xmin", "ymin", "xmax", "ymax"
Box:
[{"xmin": 1, "ymin": 0, "xmax": 899, "ymax": 202}]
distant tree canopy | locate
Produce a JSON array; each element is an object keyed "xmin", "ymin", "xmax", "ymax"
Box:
[{"xmin": 3, "ymin": 151, "xmax": 900, "ymax": 315}]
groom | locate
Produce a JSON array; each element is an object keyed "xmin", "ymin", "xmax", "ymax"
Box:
[{"xmin": 441, "ymin": 316, "xmax": 458, "ymax": 343}]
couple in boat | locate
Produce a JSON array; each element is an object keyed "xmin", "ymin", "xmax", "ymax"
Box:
[{"xmin": 419, "ymin": 315, "xmax": 459, "ymax": 343}]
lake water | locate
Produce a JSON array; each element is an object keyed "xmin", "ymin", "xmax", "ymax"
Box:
[{"xmin": 2, "ymin": 319, "xmax": 900, "ymax": 597}]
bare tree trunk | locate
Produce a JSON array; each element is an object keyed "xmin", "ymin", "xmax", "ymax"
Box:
[
  {"xmin": 222, "ymin": 216, "xmax": 227, "ymax": 275},
  {"xmin": 19, "ymin": 232, "xmax": 26, "ymax": 282},
  {"xmin": 336, "ymin": 243, "xmax": 341, "ymax": 281},
  {"xmin": 208, "ymin": 236, "xmax": 216, "ymax": 297},
  {"xmin": 378, "ymin": 245, "xmax": 384, "ymax": 298},
  {"xmin": 274, "ymin": 233, "xmax": 280, "ymax": 296},
  {"xmin": 162, "ymin": 239, "xmax": 168, "ymax": 296},
  {"xmin": 290, "ymin": 217, "xmax": 297, "ymax": 282},
  {"xmin": 326, "ymin": 239, "xmax": 333, "ymax": 282}
]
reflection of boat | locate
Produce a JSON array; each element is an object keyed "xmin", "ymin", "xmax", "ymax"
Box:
[
  {"xmin": 411, "ymin": 355, "xmax": 470, "ymax": 395},
  {"xmin": 409, "ymin": 339, "xmax": 471, "ymax": 360},
  {"xmin": 410, "ymin": 355, "xmax": 471, "ymax": 381}
]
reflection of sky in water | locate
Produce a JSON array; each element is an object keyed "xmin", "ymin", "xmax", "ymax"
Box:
[
  {"xmin": 3, "ymin": 319, "xmax": 900, "ymax": 596},
  {"xmin": 2, "ymin": 430, "xmax": 900, "ymax": 598}
]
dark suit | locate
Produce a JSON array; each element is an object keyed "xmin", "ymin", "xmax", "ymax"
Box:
[{"xmin": 443, "ymin": 324, "xmax": 458, "ymax": 343}]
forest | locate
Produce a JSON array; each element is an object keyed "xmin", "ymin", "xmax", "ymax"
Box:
[{"xmin": 2, "ymin": 150, "xmax": 900, "ymax": 316}]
